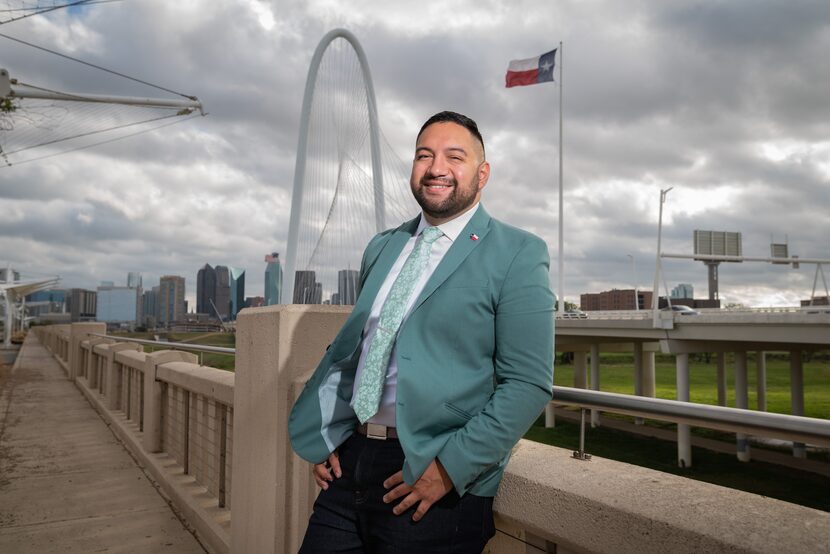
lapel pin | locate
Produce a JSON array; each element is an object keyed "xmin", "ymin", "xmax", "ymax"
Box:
[{"xmin": 470, "ymin": 233, "xmax": 479, "ymax": 241}]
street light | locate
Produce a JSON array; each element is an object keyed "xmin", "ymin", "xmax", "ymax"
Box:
[
  {"xmin": 652, "ymin": 187, "xmax": 673, "ymax": 327},
  {"xmin": 627, "ymin": 254, "xmax": 638, "ymax": 310}
]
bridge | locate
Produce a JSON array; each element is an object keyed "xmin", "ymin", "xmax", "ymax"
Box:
[
  {"xmin": 3, "ymin": 27, "xmax": 830, "ymax": 553},
  {"xmin": 2, "ymin": 309, "xmax": 828, "ymax": 553}
]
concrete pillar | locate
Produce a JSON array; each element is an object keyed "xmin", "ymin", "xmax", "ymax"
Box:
[
  {"xmin": 590, "ymin": 343, "xmax": 600, "ymax": 427},
  {"xmin": 716, "ymin": 352, "xmax": 727, "ymax": 407},
  {"xmin": 573, "ymin": 351, "xmax": 588, "ymax": 389},
  {"xmin": 68, "ymin": 323, "xmax": 106, "ymax": 381},
  {"xmin": 734, "ymin": 351, "xmax": 751, "ymax": 462},
  {"xmin": 676, "ymin": 353, "xmax": 691, "ymax": 468},
  {"xmin": 105, "ymin": 343, "xmax": 143, "ymax": 410},
  {"xmin": 756, "ymin": 351, "xmax": 767, "ymax": 412},
  {"xmin": 633, "ymin": 342, "xmax": 644, "ymax": 425},
  {"xmin": 642, "ymin": 351, "xmax": 656, "ymax": 397},
  {"xmin": 231, "ymin": 305, "xmax": 351, "ymax": 554},
  {"xmin": 790, "ymin": 350, "xmax": 806, "ymax": 459},
  {"xmin": 142, "ymin": 350, "xmax": 198, "ymax": 453}
]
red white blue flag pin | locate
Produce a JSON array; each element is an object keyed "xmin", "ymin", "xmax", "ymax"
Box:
[{"xmin": 470, "ymin": 233, "xmax": 479, "ymax": 241}]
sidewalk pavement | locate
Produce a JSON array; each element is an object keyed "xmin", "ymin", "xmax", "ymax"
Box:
[{"xmin": 0, "ymin": 333, "xmax": 205, "ymax": 553}]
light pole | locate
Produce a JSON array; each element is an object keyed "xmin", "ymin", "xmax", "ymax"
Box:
[
  {"xmin": 627, "ymin": 254, "xmax": 638, "ymax": 310},
  {"xmin": 652, "ymin": 187, "xmax": 673, "ymax": 327}
]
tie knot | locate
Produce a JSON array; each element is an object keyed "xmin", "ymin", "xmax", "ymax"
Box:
[{"xmin": 421, "ymin": 226, "xmax": 443, "ymax": 244}]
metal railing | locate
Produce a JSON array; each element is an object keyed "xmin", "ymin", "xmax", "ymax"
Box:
[
  {"xmin": 552, "ymin": 386, "xmax": 830, "ymax": 458},
  {"xmin": 90, "ymin": 333, "xmax": 830, "ymax": 452},
  {"xmin": 90, "ymin": 333, "xmax": 236, "ymax": 355}
]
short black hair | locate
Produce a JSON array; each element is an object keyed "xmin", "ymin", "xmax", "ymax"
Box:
[{"xmin": 417, "ymin": 111, "xmax": 485, "ymax": 159}]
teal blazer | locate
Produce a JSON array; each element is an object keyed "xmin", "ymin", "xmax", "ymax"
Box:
[{"xmin": 288, "ymin": 205, "xmax": 554, "ymax": 497}]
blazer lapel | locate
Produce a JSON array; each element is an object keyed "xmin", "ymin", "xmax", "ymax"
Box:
[
  {"xmin": 410, "ymin": 205, "xmax": 492, "ymax": 313},
  {"xmin": 352, "ymin": 216, "xmax": 420, "ymax": 319}
]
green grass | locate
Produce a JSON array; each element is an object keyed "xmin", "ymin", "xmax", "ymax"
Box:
[
  {"xmin": 111, "ymin": 331, "xmax": 236, "ymax": 371},
  {"xmin": 524, "ymin": 417, "xmax": 830, "ymax": 512},
  {"xmin": 554, "ymin": 352, "xmax": 830, "ymax": 420}
]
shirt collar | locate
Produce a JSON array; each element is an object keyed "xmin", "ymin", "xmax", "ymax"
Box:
[{"xmin": 414, "ymin": 203, "xmax": 480, "ymax": 243}]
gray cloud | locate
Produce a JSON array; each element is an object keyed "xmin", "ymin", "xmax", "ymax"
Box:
[{"xmin": 1, "ymin": 0, "xmax": 828, "ymax": 310}]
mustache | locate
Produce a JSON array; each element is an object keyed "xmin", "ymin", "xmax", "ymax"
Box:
[{"xmin": 420, "ymin": 176, "xmax": 456, "ymax": 187}]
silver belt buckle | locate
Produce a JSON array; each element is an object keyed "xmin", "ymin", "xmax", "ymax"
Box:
[{"xmin": 366, "ymin": 423, "xmax": 388, "ymax": 440}]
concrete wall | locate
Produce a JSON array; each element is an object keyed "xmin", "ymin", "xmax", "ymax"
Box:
[
  {"xmin": 34, "ymin": 312, "xmax": 830, "ymax": 554},
  {"xmin": 34, "ymin": 326, "xmax": 233, "ymax": 554}
]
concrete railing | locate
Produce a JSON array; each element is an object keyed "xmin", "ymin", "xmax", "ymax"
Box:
[
  {"xmin": 33, "ymin": 309, "xmax": 830, "ymax": 554},
  {"xmin": 34, "ymin": 324, "xmax": 233, "ymax": 553}
]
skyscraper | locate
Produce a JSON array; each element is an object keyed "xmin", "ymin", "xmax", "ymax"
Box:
[
  {"xmin": 671, "ymin": 283, "xmax": 694, "ymax": 299},
  {"xmin": 197, "ymin": 264, "xmax": 217, "ymax": 315},
  {"xmin": 229, "ymin": 267, "xmax": 245, "ymax": 320},
  {"xmin": 337, "ymin": 269, "xmax": 359, "ymax": 305},
  {"xmin": 264, "ymin": 253, "xmax": 283, "ymax": 305},
  {"xmin": 158, "ymin": 275, "xmax": 185, "ymax": 326},
  {"xmin": 293, "ymin": 271, "xmax": 321, "ymax": 304},
  {"xmin": 127, "ymin": 272, "xmax": 143, "ymax": 289},
  {"xmin": 67, "ymin": 288, "xmax": 96, "ymax": 322},
  {"xmin": 214, "ymin": 266, "xmax": 231, "ymax": 320},
  {"xmin": 127, "ymin": 272, "xmax": 143, "ymax": 326},
  {"xmin": 142, "ymin": 287, "xmax": 159, "ymax": 328},
  {"xmin": 96, "ymin": 283, "xmax": 138, "ymax": 324}
]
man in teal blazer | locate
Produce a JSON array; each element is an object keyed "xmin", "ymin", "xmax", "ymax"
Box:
[{"xmin": 290, "ymin": 111, "xmax": 554, "ymax": 552}]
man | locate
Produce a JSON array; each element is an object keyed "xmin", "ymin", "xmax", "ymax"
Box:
[{"xmin": 289, "ymin": 111, "xmax": 554, "ymax": 553}]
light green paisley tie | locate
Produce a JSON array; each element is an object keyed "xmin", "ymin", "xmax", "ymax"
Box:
[{"xmin": 353, "ymin": 226, "xmax": 444, "ymax": 423}]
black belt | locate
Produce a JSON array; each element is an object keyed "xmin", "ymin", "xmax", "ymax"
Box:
[{"xmin": 356, "ymin": 423, "xmax": 399, "ymax": 440}]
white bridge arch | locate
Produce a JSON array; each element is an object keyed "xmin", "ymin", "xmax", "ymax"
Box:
[{"xmin": 282, "ymin": 28, "xmax": 387, "ymax": 304}]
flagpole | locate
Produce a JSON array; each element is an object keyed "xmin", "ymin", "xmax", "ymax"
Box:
[{"xmin": 557, "ymin": 41, "xmax": 565, "ymax": 316}]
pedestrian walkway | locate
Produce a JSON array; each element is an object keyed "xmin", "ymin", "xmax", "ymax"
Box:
[{"xmin": 0, "ymin": 334, "xmax": 205, "ymax": 553}]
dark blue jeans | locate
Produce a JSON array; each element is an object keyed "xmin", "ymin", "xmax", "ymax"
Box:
[{"xmin": 299, "ymin": 433, "xmax": 495, "ymax": 553}]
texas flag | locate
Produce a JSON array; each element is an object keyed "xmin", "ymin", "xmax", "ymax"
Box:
[{"xmin": 505, "ymin": 48, "xmax": 557, "ymax": 88}]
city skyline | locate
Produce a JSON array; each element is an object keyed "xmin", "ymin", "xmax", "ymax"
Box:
[{"xmin": 1, "ymin": 1, "xmax": 829, "ymax": 309}]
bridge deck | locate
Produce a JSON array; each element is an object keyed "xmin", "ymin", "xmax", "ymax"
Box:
[{"xmin": 0, "ymin": 334, "xmax": 205, "ymax": 553}]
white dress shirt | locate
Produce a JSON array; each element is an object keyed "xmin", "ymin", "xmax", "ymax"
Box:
[{"xmin": 351, "ymin": 203, "xmax": 480, "ymax": 427}]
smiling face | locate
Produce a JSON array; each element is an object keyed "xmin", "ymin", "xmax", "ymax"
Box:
[{"xmin": 410, "ymin": 121, "xmax": 490, "ymax": 225}]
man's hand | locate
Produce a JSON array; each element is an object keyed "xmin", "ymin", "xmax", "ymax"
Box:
[
  {"xmin": 312, "ymin": 451, "xmax": 341, "ymax": 490},
  {"xmin": 382, "ymin": 458, "xmax": 454, "ymax": 521}
]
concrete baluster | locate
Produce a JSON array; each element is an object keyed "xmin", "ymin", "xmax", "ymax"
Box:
[
  {"xmin": 86, "ymin": 337, "xmax": 110, "ymax": 389},
  {"xmin": 105, "ymin": 343, "xmax": 143, "ymax": 410},
  {"xmin": 69, "ymin": 323, "xmax": 106, "ymax": 381},
  {"xmin": 143, "ymin": 350, "xmax": 198, "ymax": 453}
]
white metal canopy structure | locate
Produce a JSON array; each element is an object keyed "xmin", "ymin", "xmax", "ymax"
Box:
[
  {"xmin": 1, "ymin": 69, "xmax": 203, "ymax": 112},
  {"xmin": 1, "ymin": 273, "xmax": 59, "ymax": 347},
  {"xmin": 1, "ymin": 68, "xmax": 204, "ymax": 166}
]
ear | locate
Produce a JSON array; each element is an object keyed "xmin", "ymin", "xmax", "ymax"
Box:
[{"xmin": 477, "ymin": 160, "xmax": 491, "ymax": 191}]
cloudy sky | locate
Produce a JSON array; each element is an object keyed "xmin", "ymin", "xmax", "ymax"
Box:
[{"xmin": 1, "ymin": 0, "xmax": 829, "ymax": 309}]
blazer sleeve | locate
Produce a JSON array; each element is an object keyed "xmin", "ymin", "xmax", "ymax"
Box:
[{"xmin": 436, "ymin": 235, "xmax": 555, "ymax": 496}]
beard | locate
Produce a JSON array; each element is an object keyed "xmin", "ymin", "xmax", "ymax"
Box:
[{"xmin": 411, "ymin": 176, "xmax": 479, "ymax": 221}]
